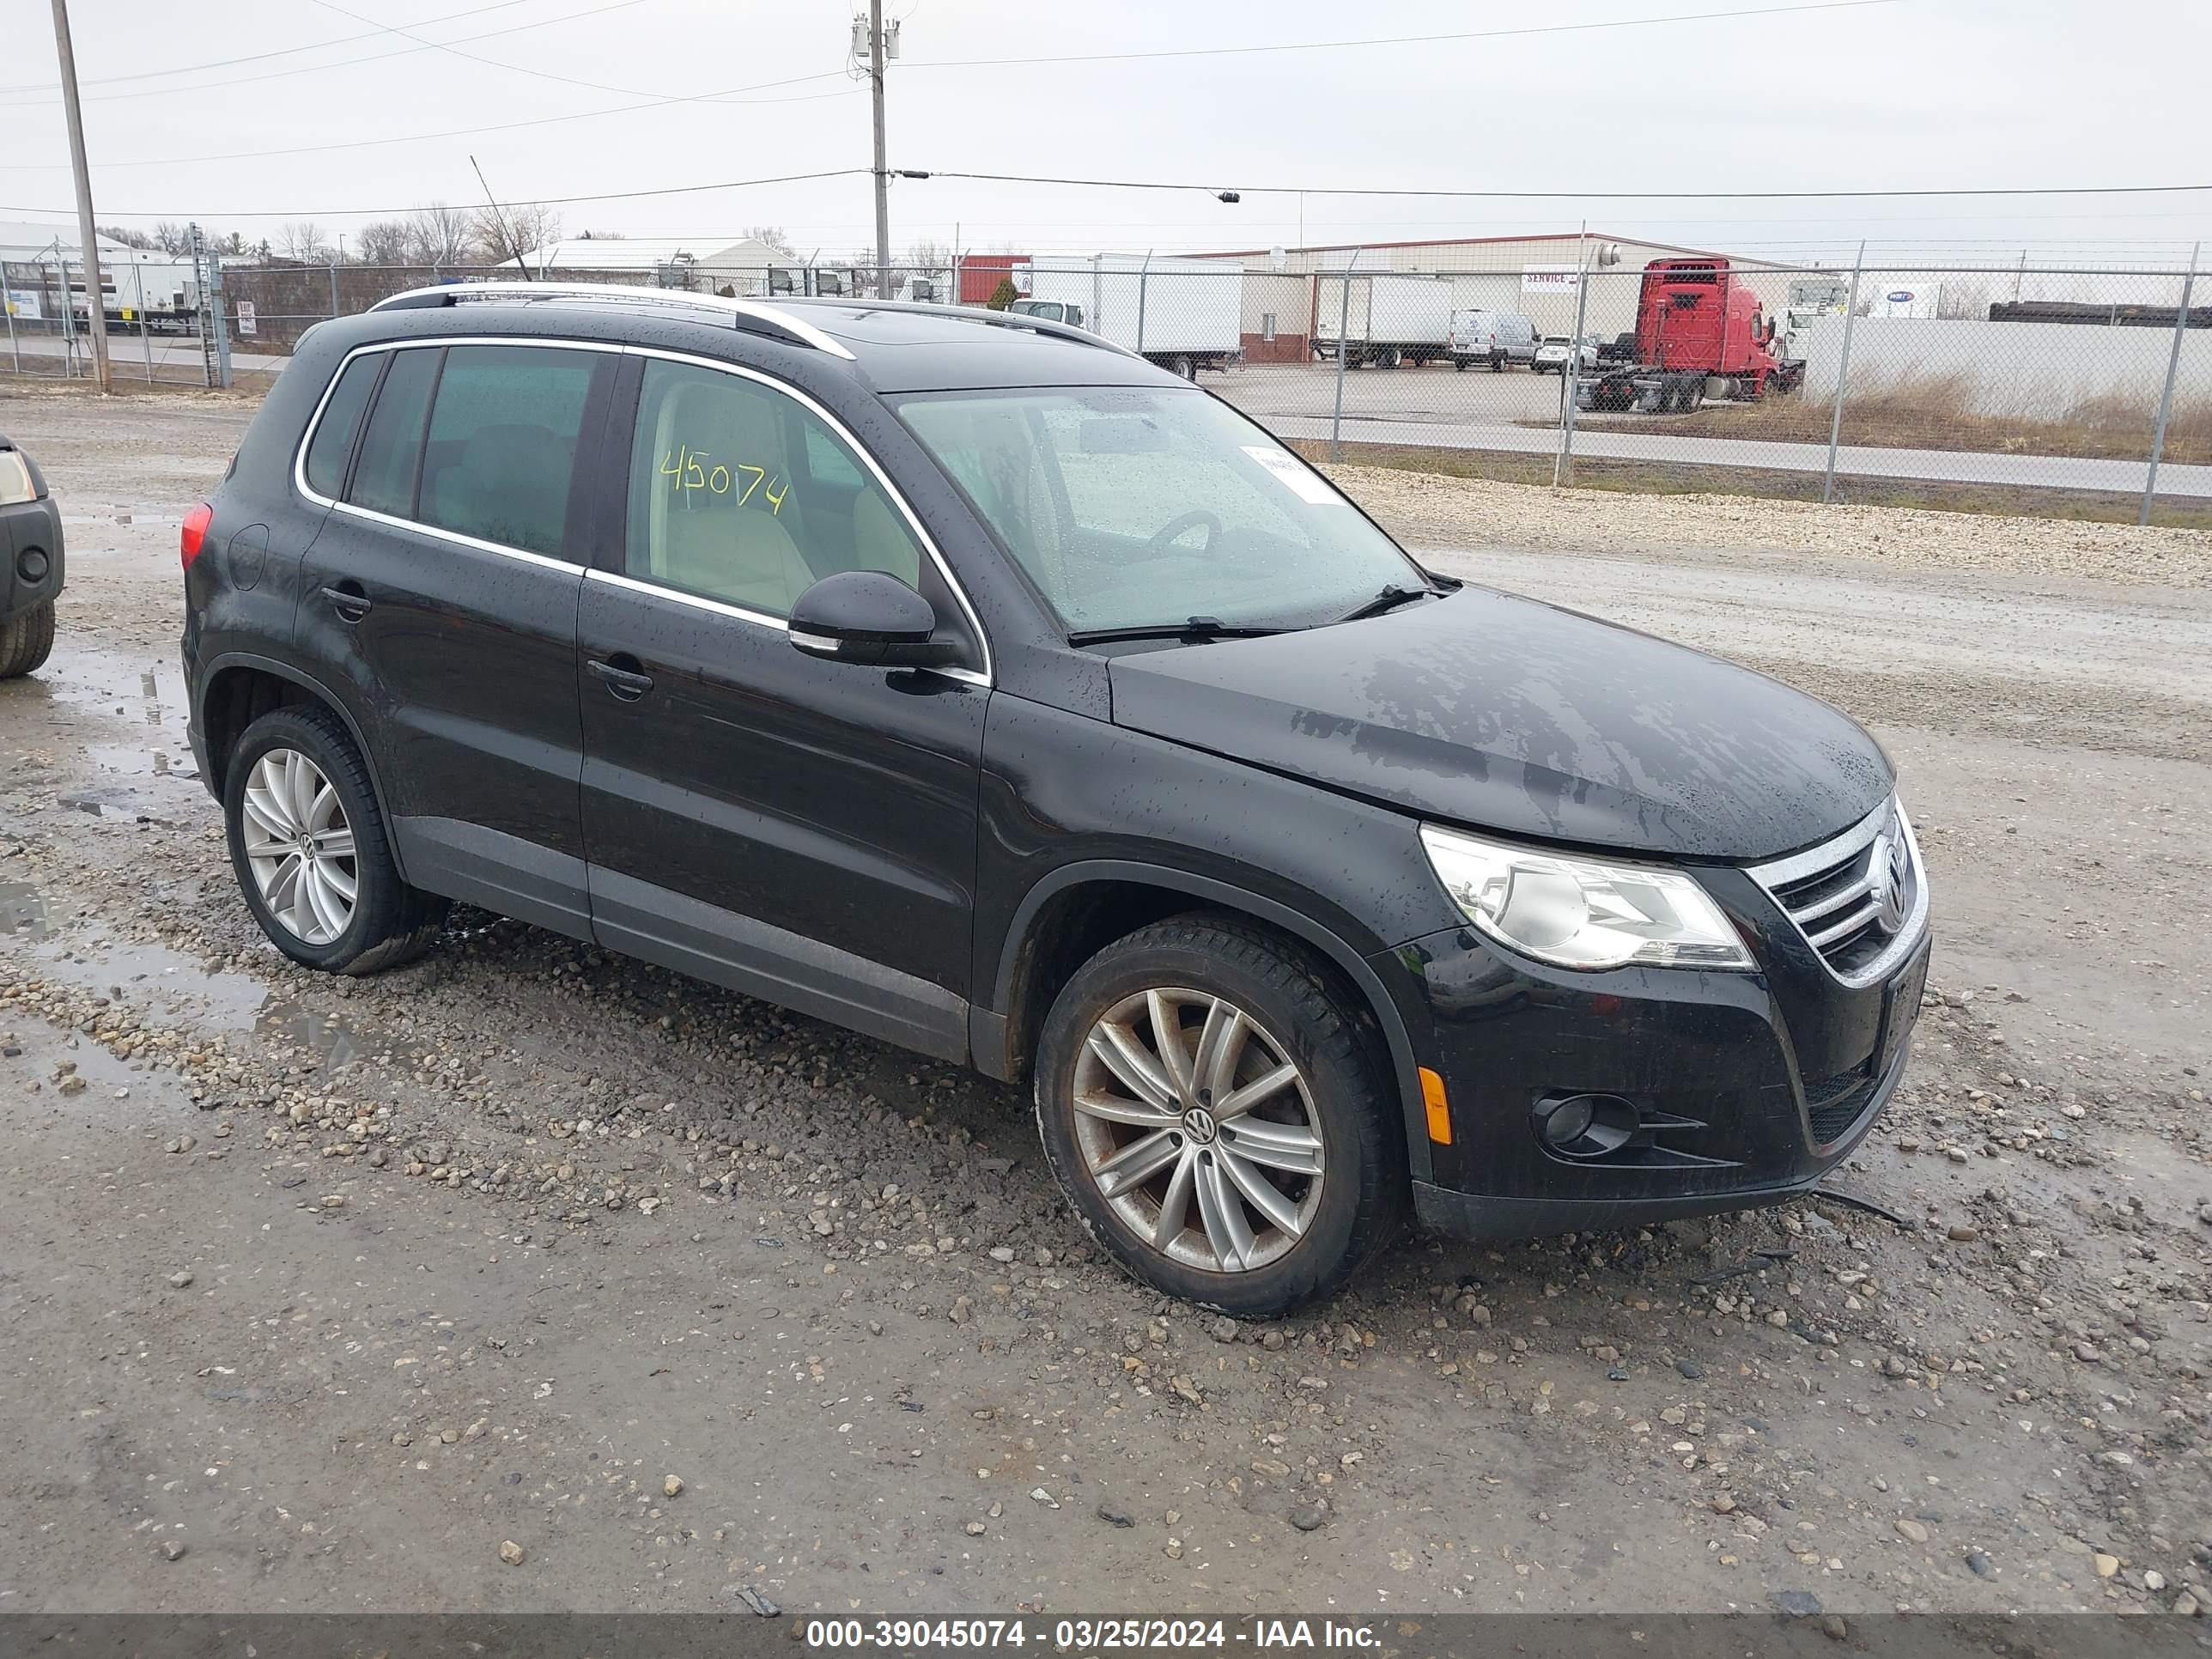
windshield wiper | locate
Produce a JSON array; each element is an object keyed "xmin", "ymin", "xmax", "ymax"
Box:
[
  {"xmin": 1334, "ymin": 581, "xmax": 1439, "ymax": 624},
  {"xmin": 1066, "ymin": 615, "xmax": 1292, "ymax": 647}
]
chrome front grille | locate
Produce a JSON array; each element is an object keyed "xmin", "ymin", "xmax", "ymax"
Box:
[{"xmin": 1747, "ymin": 797, "xmax": 1928, "ymax": 988}]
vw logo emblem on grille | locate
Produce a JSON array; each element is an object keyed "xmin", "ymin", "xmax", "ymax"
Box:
[
  {"xmin": 1180, "ymin": 1106, "xmax": 1218, "ymax": 1145},
  {"xmin": 1871, "ymin": 830, "xmax": 1911, "ymax": 933}
]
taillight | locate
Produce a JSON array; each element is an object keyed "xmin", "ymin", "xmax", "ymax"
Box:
[{"xmin": 180, "ymin": 502, "xmax": 214, "ymax": 570}]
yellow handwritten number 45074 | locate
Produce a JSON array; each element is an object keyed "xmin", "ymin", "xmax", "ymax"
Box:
[{"xmin": 659, "ymin": 446, "xmax": 787, "ymax": 514}]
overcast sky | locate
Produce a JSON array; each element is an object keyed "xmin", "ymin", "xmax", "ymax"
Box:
[{"xmin": 4, "ymin": 0, "xmax": 2210, "ymax": 270}]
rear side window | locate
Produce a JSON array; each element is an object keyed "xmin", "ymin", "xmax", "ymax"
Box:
[
  {"xmin": 348, "ymin": 348, "xmax": 440, "ymax": 520},
  {"xmin": 302, "ymin": 353, "xmax": 380, "ymax": 499},
  {"xmin": 418, "ymin": 345, "xmax": 601, "ymax": 557}
]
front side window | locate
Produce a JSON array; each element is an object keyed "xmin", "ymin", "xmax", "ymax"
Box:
[
  {"xmin": 417, "ymin": 345, "xmax": 601, "ymax": 557},
  {"xmin": 895, "ymin": 386, "xmax": 1420, "ymax": 635},
  {"xmin": 302, "ymin": 352, "xmax": 380, "ymax": 499},
  {"xmin": 624, "ymin": 360, "xmax": 927, "ymax": 618}
]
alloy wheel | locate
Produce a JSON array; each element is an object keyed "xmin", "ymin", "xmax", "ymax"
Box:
[
  {"xmin": 240, "ymin": 748, "xmax": 358, "ymax": 945},
  {"xmin": 1071, "ymin": 988, "xmax": 1325, "ymax": 1273}
]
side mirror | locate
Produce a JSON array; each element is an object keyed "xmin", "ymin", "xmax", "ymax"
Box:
[{"xmin": 788, "ymin": 570, "xmax": 956, "ymax": 668}]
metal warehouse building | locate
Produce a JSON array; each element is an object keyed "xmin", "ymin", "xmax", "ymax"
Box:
[{"xmin": 1191, "ymin": 233, "xmax": 1807, "ymax": 362}]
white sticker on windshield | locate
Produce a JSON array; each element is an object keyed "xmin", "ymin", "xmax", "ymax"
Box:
[{"xmin": 1242, "ymin": 445, "xmax": 1343, "ymax": 506}]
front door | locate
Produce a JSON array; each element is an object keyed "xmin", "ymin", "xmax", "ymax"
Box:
[
  {"xmin": 292, "ymin": 339, "xmax": 616, "ymax": 936},
  {"xmin": 576, "ymin": 353, "xmax": 989, "ymax": 1060}
]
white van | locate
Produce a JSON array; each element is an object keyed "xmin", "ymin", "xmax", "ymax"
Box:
[{"xmin": 1449, "ymin": 309, "xmax": 1539, "ymax": 371}]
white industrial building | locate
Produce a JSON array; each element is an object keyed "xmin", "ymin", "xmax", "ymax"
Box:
[
  {"xmin": 1189, "ymin": 232, "xmax": 1810, "ymax": 362},
  {"xmin": 2, "ymin": 219, "xmax": 200, "ymax": 323},
  {"xmin": 511, "ymin": 234, "xmax": 783, "ymax": 289}
]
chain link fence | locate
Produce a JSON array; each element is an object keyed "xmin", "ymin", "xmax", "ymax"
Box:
[{"xmin": 6, "ymin": 247, "xmax": 2203, "ymax": 527}]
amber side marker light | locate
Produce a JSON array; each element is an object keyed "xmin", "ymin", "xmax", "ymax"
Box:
[{"xmin": 1419, "ymin": 1066, "xmax": 1452, "ymax": 1146}]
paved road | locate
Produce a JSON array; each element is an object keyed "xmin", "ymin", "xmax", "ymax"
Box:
[
  {"xmin": 12, "ymin": 329, "xmax": 2206, "ymax": 497},
  {"xmin": 3, "ymin": 329, "xmax": 289, "ymax": 381},
  {"xmin": 1258, "ymin": 412, "xmax": 2212, "ymax": 498},
  {"xmin": 1216, "ymin": 363, "xmax": 2212, "ymax": 497}
]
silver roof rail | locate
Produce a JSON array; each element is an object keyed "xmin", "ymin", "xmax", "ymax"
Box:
[
  {"xmin": 367, "ymin": 281, "xmax": 858, "ymax": 361},
  {"xmin": 777, "ymin": 295, "xmax": 1146, "ymax": 360}
]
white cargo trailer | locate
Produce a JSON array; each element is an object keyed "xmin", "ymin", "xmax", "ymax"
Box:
[
  {"xmin": 1008, "ymin": 255, "xmax": 1242, "ymax": 377},
  {"xmin": 1313, "ymin": 273, "xmax": 1455, "ymax": 368}
]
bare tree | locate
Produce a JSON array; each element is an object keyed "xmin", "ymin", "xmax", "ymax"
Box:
[
  {"xmin": 279, "ymin": 222, "xmax": 331, "ymax": 263},
  {"xmin": 469, "ymin": 203, "xmax": 560, "ymax": 270},
  {"xmin": 1935, "ymin": 277, "xmax": 1992, "ymax": 321},
  {"xmin": 401, "ymin": 204, "xmax": 472, "ymax": 267},
  {"xmin": 354, "ymin": 220, "xmax": 412, "ymax": 266},
  {"xmin": 903, "ymin": 239, "xmax": 951, "ymax": 277},
  {"xmin": 153, "ymin": 222, "xmax": 194, "ymax": 256},
  {"xmin": 97, "ymin": 224, "xmax": 156, "ymax": 252},
  {"xmin": 577, "ymin": 228, "xmax": 627, "ymax": 240},
  {"xmin": 742, "ymin": 224, "xmax": 797, "ymax": 259}
]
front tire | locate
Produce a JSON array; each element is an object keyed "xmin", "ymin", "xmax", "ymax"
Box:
[
  {"xmin": 1034, "ymin": 915, "xmax": 1407, "ymax": 1316},
  {"xmin": 0, "ymin": 600, "xmax": 56, "ymax": 679},
  {"xmin": 223, "ymin": 704, "xmax": 447, "ymax": 974}
]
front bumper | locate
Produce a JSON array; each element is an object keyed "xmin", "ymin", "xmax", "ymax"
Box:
[
  {"xmin": 1375, "ymin": 912, "xmax": 1929, "ymax": 1242},
  {"xmin": 0, "ymin": 494, "xmax": 64, "ymax": 623}
]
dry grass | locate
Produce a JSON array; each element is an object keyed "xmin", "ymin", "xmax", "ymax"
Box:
[
  {"xmin": 1291, "ymin": 439, "xmax": 2212, "ymax": 532},
  {"xmin": 1576, "ymin": 369, "xmax": 2212, "ymax": 466}
]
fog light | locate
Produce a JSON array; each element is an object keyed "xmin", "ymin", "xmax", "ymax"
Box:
[
  {"xmin": 16, "ymin": 547, "xmax": 48, "ymax": 584},
  {"xmin": 1535, "ymin": 1093, "xmax": 1639, "ymax": 1159}
]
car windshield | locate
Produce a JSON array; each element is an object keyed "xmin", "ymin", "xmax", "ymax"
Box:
[{"xmin": 893, "ymin": 386, "xmax": 1422, "ymax": 635}]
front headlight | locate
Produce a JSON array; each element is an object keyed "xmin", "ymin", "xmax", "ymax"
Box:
[
  {"xmin": 1419, "ymin": 823, "xmax": 1753, "ymax": 971},
  {"xmin": 0, "ymin": 451, "xmax": 35, "ymax": 508}
]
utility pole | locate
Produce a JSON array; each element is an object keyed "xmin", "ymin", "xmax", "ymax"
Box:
[
  {"xmin": 861, "ymin": 2, "xmax": 894, "ymax": 299},
  {"xmin": 49, "ymin": 0, "xmax": 112, "ymax": 392}
]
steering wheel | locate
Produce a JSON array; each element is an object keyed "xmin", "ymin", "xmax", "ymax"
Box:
[{"xmin": 1144, "ymin": 509, "xmax": 1223, "ymax": 556}]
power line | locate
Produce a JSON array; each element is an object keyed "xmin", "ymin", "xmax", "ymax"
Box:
[
  {"xmin": 0, "ymin": 167, "xmax": 870, "ymax": 224},
  {"xmin": 64, "ymin": 0, "xmax": 653, "ymax": 106},
  {"xmin": 301, "ymin": 0, "xmax": 678, "ymax": 103},
  {"xmin": 0, "ymin": 68, "xmax": 860, "ymax": 169},
  {"xmin": 14, "ymin": 159, "xmax": 2212, "ymax": 228},
  {"xmin": 913, "ymin": 169, "xmax": 2212, "ymax": 203},
  {"xmin": 898, "ymin": 0, "xmax": 1899, "ymax": 71},
  {"xmin": 0, "ymin": 0, "xmax": 547, "ymax": 93},
  {"xmin": 0, "ymin": 1, "xmax": 1879, "ymax": 169}
]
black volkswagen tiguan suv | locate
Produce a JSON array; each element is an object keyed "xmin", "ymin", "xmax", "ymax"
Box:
[{"xmin": 181, "ymin": 283, "xmax": 1929, "ymax": 1314}]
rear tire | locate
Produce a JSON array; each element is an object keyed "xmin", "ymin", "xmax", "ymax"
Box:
[
  {"xmin": 0, "ymin": 600, "xmax": 56, "ymax": 679},
  {"xmin": 1034, "ymin": 914, "xmax": 1407, "ymax": 1316},
  {"xmin": 1169, "ymin": 354, "xmax": 1195, "ymax": 380},
  {"xmin": 223, "ymin": 704, "xmax": 447, "ymax": 975}
]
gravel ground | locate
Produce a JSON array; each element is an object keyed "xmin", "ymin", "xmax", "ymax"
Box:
[
  {"xmin": 1, "ymin": 386, "xmax": 2208, "ymax": 1620},
  {"xmin": 1332, "ymin": 462, "xmax": 2212, "ymax": 588}
]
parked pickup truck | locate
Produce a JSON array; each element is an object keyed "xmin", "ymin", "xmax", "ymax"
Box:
[{"xmin": 1533, "ymin": 334, "xmax": 1605, "ymax": 374}]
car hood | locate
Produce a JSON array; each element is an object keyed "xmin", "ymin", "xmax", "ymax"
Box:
[{"xmin": 1106, "ymin": 585, "xmax": 1893, "ymax": 861}]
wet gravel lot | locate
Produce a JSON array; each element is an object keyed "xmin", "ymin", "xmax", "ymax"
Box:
[{"xmin": 1, "ymin": 385, "xmax": 2208, "ymax": 1619}]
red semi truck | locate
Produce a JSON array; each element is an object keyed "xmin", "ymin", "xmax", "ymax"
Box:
[{"xmin": 1573, "ymin": 258, "xmax": 1805, "ymax": 413}]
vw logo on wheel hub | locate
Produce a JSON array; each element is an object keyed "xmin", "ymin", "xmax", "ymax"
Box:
[{"xmin": 1180, "ymin": 1106, "xmax": 1218, "ymax": 1145}]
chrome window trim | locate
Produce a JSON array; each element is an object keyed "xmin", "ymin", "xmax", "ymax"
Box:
[
  {"xmin": 1747, "ymin": 796, "xmax": 1929, "ymax": 990},
  {"xmin": 584, "ymin": 568, "xmax": 989, "ymax": 690},
  {"xmin": 620, "ymin": 344, "xmax": 994, "ymax": 686}
]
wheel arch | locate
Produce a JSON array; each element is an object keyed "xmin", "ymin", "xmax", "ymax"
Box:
[
  {"xmin": 975, "ymin": 860, "xmax": 1431, "ymax": 1184},
  {"xmin": 195, "ymin": 653, "xmax": 408, "ymax": 881}
]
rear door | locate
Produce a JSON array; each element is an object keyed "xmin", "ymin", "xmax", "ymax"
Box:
[
  {"xmin": 293, "ymin": 338, "xmax": 617, "ymax": 937},
  {"xmin": 574, "ymin": 351, "xmax": 990, "ymax": 1060}
]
